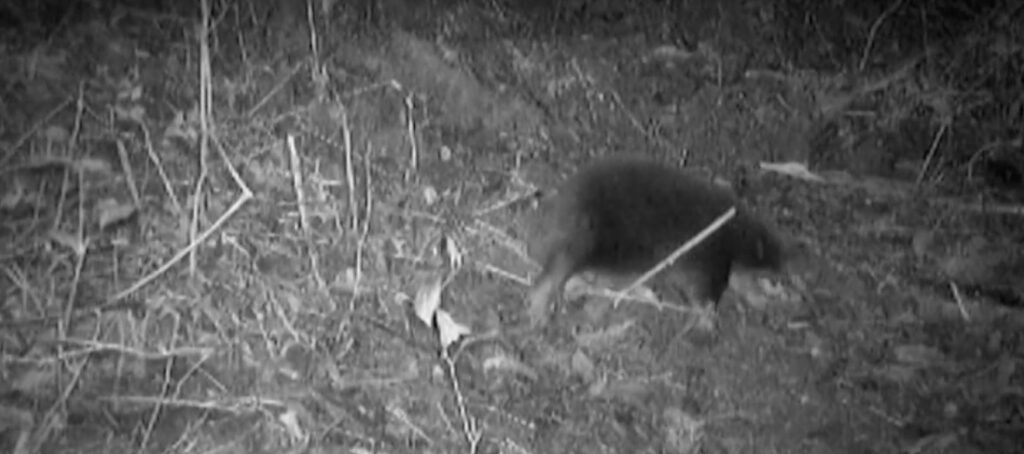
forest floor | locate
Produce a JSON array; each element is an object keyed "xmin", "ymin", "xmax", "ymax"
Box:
[{"xmin": 1, "ymin": 1, "xmax": 1023, "ymax": 453}]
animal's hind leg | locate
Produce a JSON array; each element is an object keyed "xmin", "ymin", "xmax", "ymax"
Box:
[
  {"xmin": 658, "ymin": 259, "xmax": 733, "ymax": 348},
  {"xmin": 642, "ymin": 273, "xmax": 693, "ymax": 357},
  {"xmin": 527, "ymin": 248, "xmax": 578, "ymax": 328}
]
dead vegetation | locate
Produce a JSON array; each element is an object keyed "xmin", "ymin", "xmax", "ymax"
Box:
[{"xmin": 1, "ymin": 0, "xmax": 1023, "ymax": 453}]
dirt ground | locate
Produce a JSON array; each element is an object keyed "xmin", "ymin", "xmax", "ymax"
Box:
[{"xmin": 1, "ymin": 1, "xmax": 1023, "ymax": 453}]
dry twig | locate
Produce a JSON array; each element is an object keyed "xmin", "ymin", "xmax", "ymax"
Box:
[{"xmin": 612, "ymin": 207, "xmax": 737, "ymax": 307}]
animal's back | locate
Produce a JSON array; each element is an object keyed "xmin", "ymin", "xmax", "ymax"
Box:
[{"xmin": 526, "ymin": 155, "xmax": 783, "ymax": 327}]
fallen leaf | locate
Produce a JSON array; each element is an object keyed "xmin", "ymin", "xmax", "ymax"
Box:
[
  {"xmin": 435, "ymin": 309, "xmax": 470, "ymax": 348},
  {"xmin": 442, "ymin": 235, "xmax": 463, "ymax": 270},
  {"xmin": 875, "ymin": 364, "xmax": 919, "ymax": 384},
  {"xmin": 663, "ymin": 407, "xmax": 705, "ymax": 454},
  {"xmin": 96, "ymin": 198, "xmax": 137, "ymax": 230},
  {"xmin": 482, "ymin": 352, "xmax": 538, "ymax": 380},
  {"xmin": 73, "ymin": 157, "xmax": 113, "ymax": 175},
  {"xmin": 0, "ymin": 177, "xmax": 26, "ymax": 209},
  {"xmin": 277, "ymin": 407, "xmax": 306, "ymax": 442},
  {"xmin": 894, "ymin": 344, "xmax": 946, "ymax": 367},
  {"xmin": 422, "ymin": 185, "xmax": 439, "ymax": 205},
  {"xmin": 760, "ymin": 161, "xmax": 825, "ymax": 182},
  {"xmin": 43, "ymin": 125, "xmax": 69, "ymax": 143},
  {"xmin": 49, "ymin": 230, "xmax": 85, "ymax": 255},
  {"xmin": 114, "ymin": 104, "xmax": 146, "ymax": 123},
  {"xmin": 570, "ymin": 349, "xmax": 596, "ymax": 380},
  {"xmin": 412, "ymin": 276, "xmax": 443, "ymax": 326}
]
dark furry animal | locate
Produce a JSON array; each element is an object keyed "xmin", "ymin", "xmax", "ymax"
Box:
[{"xmin": 525, "ymin": 155, "xmax": 785, "ymax": 327}]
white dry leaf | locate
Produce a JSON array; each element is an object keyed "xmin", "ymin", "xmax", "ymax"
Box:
[
  {"xmin": 325, "ymin": 266, "xmax": 357, "ymax": 293},
  {"xmin": 281, "ymin": 290, "xmax": 304, "ymax": 314},
  {"xmin": 894, "ymin": 344, "xmax": 947, "ymax": 368},
  {"xmin": 163, "ymin": 108, "xmax": 198, "ymax": 142},
  {"xmin": 413, "ymin": 276, "xmax": 444, "ymax": 326},
  {"xmin": 905, "ymin": 432, "xmax": 958, "ymax": 454},
  {"xmin": 319, "ymin": 0, "xmax": 340, "ymax": 17},
  {"xmin": 96, "ymin": 198, "xmax": 137, "ymax": 230},
  {"xmin": 435, "ymin": 309, "xmax": 470, "ymax": 348},
  {"xmin": 246, "ymin": 158, "xmax": 269, "ymax": 186},
  {"xmin": 586, "ymin": 374, "xmax": 608, "ymax": 397},
  {"xmin": 114, "ymin": 103, "xmax": 146, "ymax": 123},
  {"xmin": 439, "ymin": 145, "xmax": 452, "ymax": 162},
  {"xmin": 482, "ymin": 352, "xmax": 539, "ymax": 381},
  {"xmin": 277, "ymin": 407, "xmax": 306, "ymax": 443},
  {"xmin": 341, "ymin": 267, "xmax": 358, "ymax": 289},
  {"xmin": 117, "ymin": 82, "xmax": 143, "ymax": 102},
  {"xmin": 648, "ymin": 44, "xmax": 697, "ymax": 62},
  {"xmin": 73, "ymin": 157, "xmax": 113, "ymax": 175},
  {"xmin": 663, "ymin": 407, "xmax": 705, "ymax": 454},
  {"xmin": 393, "ymin": 291, "xmax": 411, "ymax": 307},
  {"xmin": 876, "ymin": 364, "xmax": 918, "ymax": 384},
  {"xmin": 1, "ymin": 177, "xmax": 26, "ymax": 210},
  {"xmin": 49, "ymin": 230, "xmax": 85, "ymax": 255},
  {"xmin": 42, "ymin": 125, "xmax": 69, "ymax": 143},
  {"xmin": 570, "ymin": 349, "xmax": 596, "ymax": 381},
  {"xmin": 630, "ymin": 286, "xmax": 659, "ymax": 302},
  {"xmin": 759, "ymin": 161, "xmax": 825, "ymax": 182},
  {"xmin": 444, "ymin": 235, "xmax": 464, "ymax": 270},
  {"xmin": 422, "ymin": 185, "xmax": 440, "ymax": 205}
]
